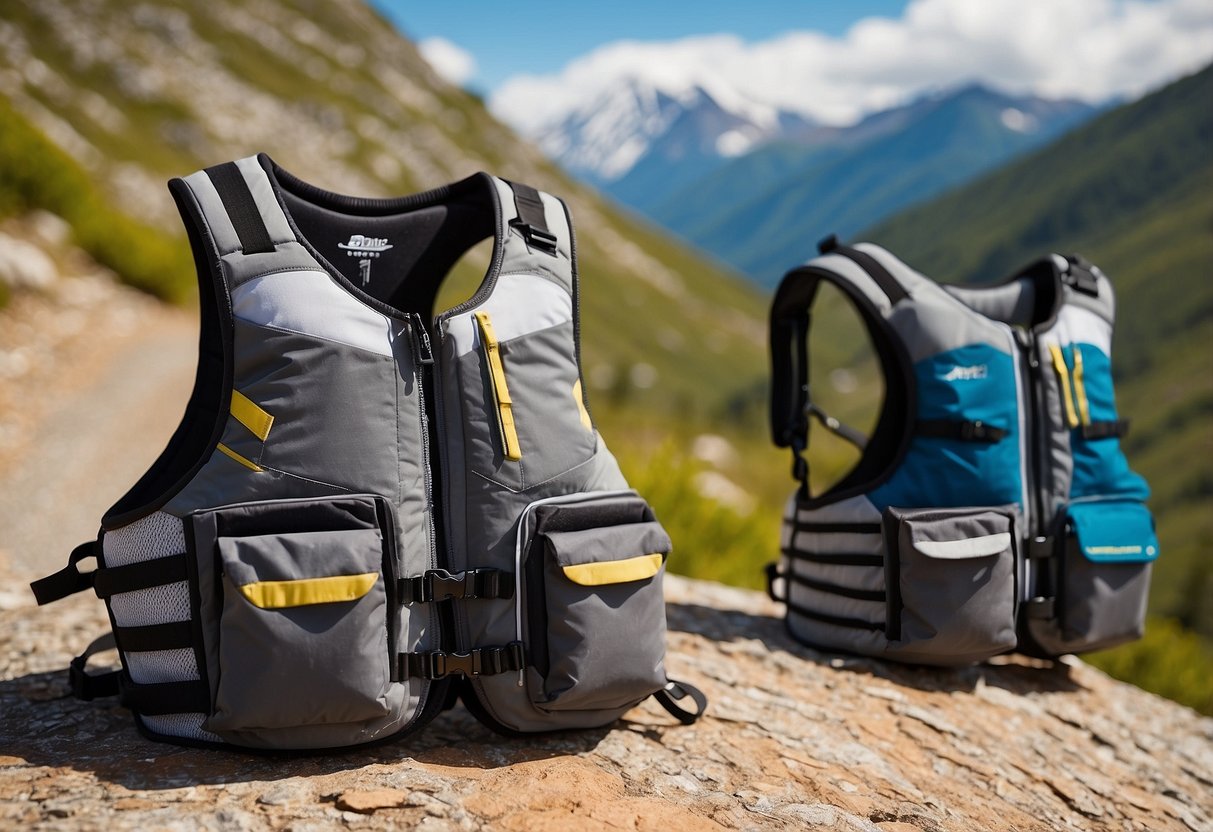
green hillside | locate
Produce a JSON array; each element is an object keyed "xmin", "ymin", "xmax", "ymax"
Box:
[
  {"xmin": 866, "ymin": 64, "xmax": 1213, "ymax": 712},
  {"xmin": 0, "ymin": 0, "xmax": 794, "ymax": 588}
]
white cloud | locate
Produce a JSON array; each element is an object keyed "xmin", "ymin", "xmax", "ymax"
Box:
[
  {"xmin": 418, "ymin": 37, "xmax": 477, "ymax": 88},
  {"xmin": 490, "ymin": 0, "xmax": 1213, "ymax": 135}
]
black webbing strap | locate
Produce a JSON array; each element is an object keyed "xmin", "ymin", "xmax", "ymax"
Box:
[
  {"xmin": 93, "ymin": 553, "xmax": 188, "ymax": 599},
  {"xmin": 1027, "ymin": 597, "xmax": 1056, "ymax": 619},
  {"xmin": 1063, "ymin": 255, "xmax": 1100, "ymax": 296},
  {"xmin": 780, "ymin": 547, "xmax": 884, "ymax": 567},
  {"xmin": 766, "ymin": 564, "xmax": 886, "ymax": 603},
  {"xmin": 789, "ymin": 520, "xmax": 882, "ymax": 535},
  {"xmin": 916, "ymin": 419, "xmax": 1008, "ymax": 443},
  {"xmin": 121, "ymin": 679, "xmax": 211, "ymax": 716},
  {"xmin": 807, "ymin": 403, "xmax": 869, "ymax": 450},
  {"xmin": 832, "ymin": 244, "xmax": 910, "ymax": 305},
  {"xmin": 400, "ymin": 642, "xmax": 525, "ymax": 680},
  {"xmin": 113, "ymin": 620, "xmax": 195, "ymax": 653},
  {"xmin": 1029, "ymin": 537, "xmax": 1056, "ymax": 560},
  {"xmin": 506, "ymin": 181, "xmax": 558, "ymax": 255},
  {"xmin": 653, "ymin": 680, "xmax": 708, "ymax": 725},
  {"xmin": 69, "ymin": 632, "xmax": 120, "ymax": 701},
  {"xmin": 205, "ymin": 162, "xmax": 276, "ymax": 254},
  {"xmin": 786, "ymin": 598, "xmax": 886, "ymax": 632},
  {"xmin": 30, "ymin": 541, "xmax": 97, "ymax": 605},
  {"xmin": 1081, "ymin": 419, "xmax": 1129, "ymax": 440},
  {"xmin": 398, "ymin": 568, "xmax": 513, "ymax": 604}
]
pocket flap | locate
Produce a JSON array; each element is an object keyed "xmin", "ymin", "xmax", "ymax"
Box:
[
  {"xmin": 912, "ymin": 532, "xmax": 1012, "ymax": 560},
  {"xmin": 545, "ymin": 521, "xmax": 671, "ymax": 582},
  {"xmin": 1069, "ymin": 501, "xmax": 1159, "ymax": 563},
  {"xmin": 218, "ymin": 527, "xmax": 384, "ymax": 607}
]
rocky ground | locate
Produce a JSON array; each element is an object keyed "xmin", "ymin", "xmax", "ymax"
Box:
[{"xmin": 1, "ymin": 230, "xmax": 1212, "ymax": 831}]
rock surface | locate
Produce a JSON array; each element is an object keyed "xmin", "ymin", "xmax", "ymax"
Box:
[{"xmin": 0, "ymin": 231, "xmax": 1210, "ymax": 832}]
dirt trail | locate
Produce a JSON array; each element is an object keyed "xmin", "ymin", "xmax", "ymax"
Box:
[{"xmin": 0, "ymin": 277, "xmax": 195, "ymax": 578}]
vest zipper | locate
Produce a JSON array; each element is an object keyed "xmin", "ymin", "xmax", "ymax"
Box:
[
  {"xmin": 1017, "ymin": 329, "xmax": 1049, "ymax": 541},
  {"xmin": 410, "ymin": 314, "xmax": 442, "ymax": 571}
]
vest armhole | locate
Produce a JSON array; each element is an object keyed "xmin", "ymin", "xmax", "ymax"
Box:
[
  {"xmin": 772, "ymin": 266, "xmax": 915, "ymax": 507},
  {"xmin": 101, "ymin": 178, "xmax": 233, "ymax": 529}
]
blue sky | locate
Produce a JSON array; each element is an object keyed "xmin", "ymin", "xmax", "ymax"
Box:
[{"xmin": 372, "ymin": 1, "xmax": 908, "ymax": 93}]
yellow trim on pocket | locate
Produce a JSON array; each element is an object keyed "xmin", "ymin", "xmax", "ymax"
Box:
[
  {"xmin": 1071, "ymin": 346, "xmax": 1091, "ymax": 426},
  {"xmin": 230, "ymin": 390, "xmax": 274, "ymax": 441},
  {"xmin": 1048, "ymin": 343, "xmax": 1080, "ymax": 428},
  {"xmin": 561, "ymin": 553, "xmax": 664, "ymax": 586},
  {"xmin": 473, "ymin": 311, "xmax": 522, "ymax": 461},
  {"xmin": 237, "ymin": 573, "xmax": 379, "ymax": 609},
  {"xmin": 217, "ymin": 442, "xmax": 263, "ymax": 472}
]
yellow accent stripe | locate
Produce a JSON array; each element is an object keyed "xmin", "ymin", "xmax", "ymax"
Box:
[
  {"xmin": 217, "ymin": 442, "xmax": 262, "ymax": 472},
  {"xmin": 473, "ymin": 311, "xmax": 522, "ymax": 461},
  {"xmin": 572, "ymin": 379, "xmax": 593, "ymax": 432},
  {"xmin": 1071, "ymin": 346, "xmax": 1091, "ymax": 426},
  {"xmin": 561, "ymin": 553, "xmax": 664, "ymax": 586},
  {"xmin": 237, "ymin": 573, "xmax": 378, "ymax": 609},
  {"xmin": 230, "ymin": 390, "xmax": 274, "ymax": 441},
  {"xmin": 1049, "ymin": 343, "xmax": 1080, "ymax": 429}
]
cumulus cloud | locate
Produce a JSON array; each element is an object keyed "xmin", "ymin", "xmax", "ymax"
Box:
[
  {"xmin": 490, "ymin": 0, "xmax": 1213, "ymax": 134},
  {"xmin": 418, "ymin": 37, "xmax": 477, "ymax": 88}
]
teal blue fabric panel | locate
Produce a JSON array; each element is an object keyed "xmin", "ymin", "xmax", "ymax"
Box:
[
  {"xmin": 870, "ymin": 344, "xmax": 1022, "ymax": 511},
  {"xmin": 1067, "ymin": 344, "xmax": 1149, "ymax": 501},
  {"xmin": 1069, "ymin": 499, "xmax": 1159, "ymax": 563}
]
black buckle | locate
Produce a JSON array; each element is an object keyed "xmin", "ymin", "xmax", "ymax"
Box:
[
  {"xmin": 510, "ymin": 219, "xmax": 558, "ymax": 255},
  {"xmin": 1028, "ymin": 597, "xmax": 1056, "ymax": 619},
  {"xmin": 404, "ymin": 642, "xmax": 525, "ymax": 680},
  {"xmin": 1063, "ymin": 258, "xmax": 1100, "ymax": 296},
  {"xmin": 1029, "ymin": 536, "xmax": 1055, "ymax": 560},
  {"xmin": 959, "ymin": 420, "xmax": 1005, "ymax": 442},
  {"xmin": 400, "ymin": 568, "xmax": 512, "ymax": 604}
]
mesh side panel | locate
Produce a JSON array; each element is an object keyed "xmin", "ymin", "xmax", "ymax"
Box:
[
  {"xmin": 109, "ymin": 582, "xmax": 191, "ymax": 628},
  {"xmin": 126, "ymin": 648, "xmax": 200, "ymax": 685},
  {"xmin": 141, "ymin": 712, "xmax": 222, "ymax": 743},
  {"xmin": 103, "ymin": 511, "xmax": 186, "ymax": 567}
]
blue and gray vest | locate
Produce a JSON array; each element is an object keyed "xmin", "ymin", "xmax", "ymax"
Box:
[
  {"xmin": 768, "ymin": 239, "xmax": 1157, "ymax": 665},
  {"xmin": 31, "ymin": 154, "xmax": 704, "ymax": 750}
]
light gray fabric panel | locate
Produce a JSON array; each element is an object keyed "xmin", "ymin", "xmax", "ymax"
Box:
[
  {"xmin": 182, "ymin": 170, "xmax": 241, "ymax": 256},
  {"xmin": 445, "ymin": 274, "xmax": 573, "ymax": 357},
  {"xmin": 789, "ymin": 559, "xmax": 886, "ymax": 594},
  {"xmin": 1034, "ymin": 338, "xmax": 1074, "ymax": 516},
  {"xmin": 791, "ymin": 530, "xmax": 883, "ymax": 556},
  {"xmin": 230, "ymin": 270, "xmax": 397, "ymax": 358},
  {"xmin": 221, "ymin": 243, "xmax": 326, "ymax": 288},
  {"xmin": 786, "ymin": 612, "xmax": 889, "ymax": 656},
  {"xmin": 853, "ymin": 242, "xmax": 934, "ymax": 296},
  {"xmin": 791, "ymin": 494, "xmax": 882, "ymax": 525},
  {"xmin": 944, "ymin": 279, "xmax": 1037, "ymax": 328},
  {"xmin": 887, "ymin": 288, "xmax": 1013, "ymax": 363},
  {"xmin": 1043, "ymin": 304, "xmax": 1113, "ymax": 357},
  {"xmin": 235, "ymin": 155, "xmax": 296, "ymax": 245},
  {"xmin": 1060, "ymin": 267, "xmax": 1116, "ymax": 323}
]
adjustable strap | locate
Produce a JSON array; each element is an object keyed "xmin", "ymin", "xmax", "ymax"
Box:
[
  {"xmin": 916, "ymin": 418, "xmax": 1008, "ymax": 443},
  {"xmin": 819, "ymin": 234, "xmax": 910, "ymax": 305},
  {"xmin": 764, "ymin": 562, "xmax": 785, "ymax": 603},
  {"xmin": 205, "ymin": 161, "xmax": 276, "ymax": 255},
  {"xmin": 398, "ymin": 568, "xmax": 513, "ymax": 604},
  {"xmin": 653, "ymin": 680, "xmax": 708, "ymax": 725},
  {"xmin": 1063, "ymin": 255, "xmax": 1100, "ymax": 296},
  {"xmin": 69, "ymin": 632, "xmax": 120, "ymax": 701},
  {"xmin": 1081, "ymin": 419, "xmax": 1129, "ymax": 440},
  {"xmin": 30, "ymin": 541, "xmax": 97, "ymax": 605},
  {"xmin": 121, "ymin": 680, "xmax": 211, "ymax": 716},
  {"xmin": 506, "ymin": 181, "xmax": 558, "ymax": 255},
  {"xmin": 113, "ymin": 620, "xmax": 195, "ymax": 653},
  {"xmin": 399, "ymin": 642, "xmax": 525, "ymax": 680},
  {"xmin": 93, "ymin": 553, "xmax": 188, "ymax": 599},
  {"xmin": 808, "ymin": 402, "xmax": 868, "ymax": 450}
]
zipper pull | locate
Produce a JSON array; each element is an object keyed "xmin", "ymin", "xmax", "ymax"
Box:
[{"xmin": 411, "ymin": 314, "xmax": 435, "ymax": 366}]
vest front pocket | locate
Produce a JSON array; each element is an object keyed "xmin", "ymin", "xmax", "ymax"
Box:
[
  {"xmin": 194, "ymin": 496, "xmax": 398, "ymax": 733},
  {"xmin": 883, "ymin": 505, "xmax": 1020, "ymax": 664},
  {"xmin": 1025, "ymin": 498, "xmax": 1156, "ymax": 655},
  {"xmin": 519, "ymin": 492, "xmax": 670, "ymax": 713}
]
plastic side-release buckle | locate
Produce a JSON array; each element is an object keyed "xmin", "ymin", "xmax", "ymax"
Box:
[
  {"xmin": 401, "ymin": 642, "xmax": 525, "ymax": 680},
  {"xmin": 399, "ymin": 568, "xmax": 513, "ymax": 604},
  {"xmin": 509, "ymin": 218, "xmax": 558, "ymax": 255}
]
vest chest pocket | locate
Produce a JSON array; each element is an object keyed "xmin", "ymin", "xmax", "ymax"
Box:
[
  {"xmin": 455, "ymin": 315, "xmax": 596, "ymax": 491},
  {"xmin": 189, "ymin": 495, "xmax": 400, "ymax": 734},
  {"xmin": 518, "ymin": 492, "xmax": 670, "ymax": 714}
]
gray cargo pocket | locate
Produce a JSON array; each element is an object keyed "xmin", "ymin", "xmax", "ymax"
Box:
[
  {"xmin": 522, "ymin": 494, "xmax": 670, "ymax": 712},
  {"xmin": 197, "ymin": 496, "xmax": 398, "ymax": 732},
  {"xmin": 1026, "ymin": 499, "xmax": 1157, "ymax": 655},
  {"xmin": 883, "ymin": 505, "xmax": 1019, "ymax": 664}
]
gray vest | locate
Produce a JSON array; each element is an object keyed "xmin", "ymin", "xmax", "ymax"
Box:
[
  {"xmin": 32, "ymin": 155, "xmax": 703, "ymax": 750},
  {"xmin": 768, "ymin": 241, "xmax": 1157, "ymax": 665}
]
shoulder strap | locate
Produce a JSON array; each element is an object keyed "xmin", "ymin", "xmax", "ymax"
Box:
[
  {"xmin": 492, "ymin": 178, "xmax": 575, "ymax": 296},
  {"xmin": 769, "ymin": 237, "xmax": 912, "ymax": 489}
]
